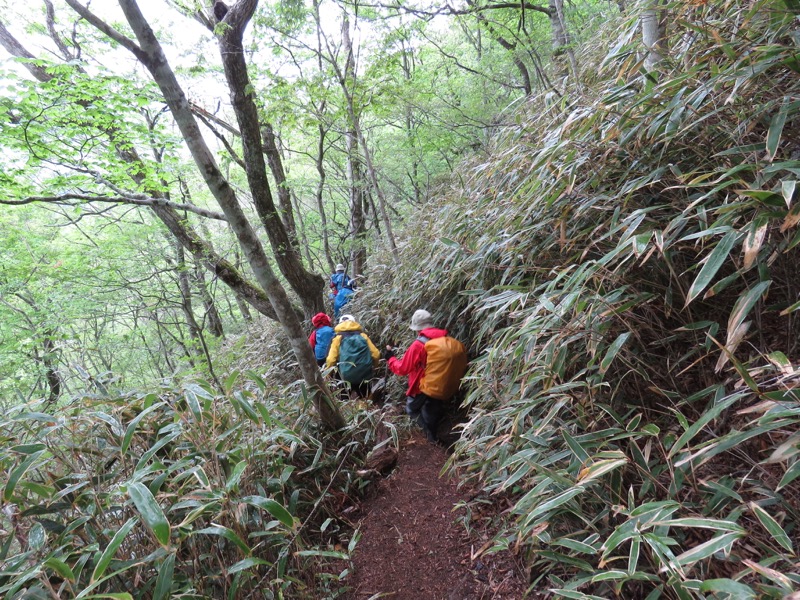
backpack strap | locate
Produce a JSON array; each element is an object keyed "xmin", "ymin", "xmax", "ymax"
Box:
[{"xmin": 416, "ymin": 335, "xmax": 430, "ymax": 344}]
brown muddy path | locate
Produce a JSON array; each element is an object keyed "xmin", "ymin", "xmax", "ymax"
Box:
[{"xmin": 345, "ymin": 431, "xmax": 527, "ymax": 599}]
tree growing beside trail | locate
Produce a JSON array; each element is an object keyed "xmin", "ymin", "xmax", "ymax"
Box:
[{"xmin": 0, "ymin": 0, "xmax": 344, "ymax": 429}]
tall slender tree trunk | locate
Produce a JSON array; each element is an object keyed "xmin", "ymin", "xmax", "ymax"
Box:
[
  {"xmin": 174, "ymin": 241, "xmax": 204, "ymax": 357},
  {"xmin": 193, "ymin": 264, "xmax": 225, "ymax": 338},
  {"xmin": 340, "ymin": 12, "xmax": 367, "ymax": 277},
  {"xmin": 338, "ymin": 11, "xmax": 398, "ymax": 257},
  {"xmin": 261, "ymin": 122, "xmax": 298, "ymax": 245},
  {"xmin": 550, "ymin": 0, "xmax": 580, "ymax": 84},
  {"xmin": 0, "ymin": 15, "xmax": 292, "ymax": 324},
  {"xmin": 314, "ymin": 123, "xmax": 334, "ymax": 272},
  {"xmin": 110, "ymin": 0, "xmax": 343, "ymax": 429},
  {"xmin": 641, "ymin": 0, "xmax": 668, "ymax": 69},
  {"xmin": 215, "ymin": 8, "xmax": 324, "ymax": 317}
]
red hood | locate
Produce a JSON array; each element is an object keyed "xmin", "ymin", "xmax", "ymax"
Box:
[
  {"xmin": 312, "ymin": 313, "xmax": 332, "ymax": 328},
  {"xmin": 419, "ymin": 327, "xmax": 447, "ymax": 339}
]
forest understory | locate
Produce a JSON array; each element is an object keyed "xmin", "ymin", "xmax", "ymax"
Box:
[{"xmin": 3, "ymin": 0, "xmax": 800, "ymax": 598}]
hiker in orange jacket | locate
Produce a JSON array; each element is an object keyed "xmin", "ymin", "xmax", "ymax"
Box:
[{"xmin": 384, "ymin": 309, "xmax": 466, "ymax": 443}]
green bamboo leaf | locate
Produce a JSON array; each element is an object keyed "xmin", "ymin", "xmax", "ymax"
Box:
[
  {"xmin": 653, "ymin": 518, "xmax": 744, "ymax": 533},
  {"xmin": 779, "ymin": 298, "xmax": 800, "ymax": 316},
  {"xmin": 766, "ymin": 99, "xmax": 789, "ymax": 160},
  {"xmin": 224, "ymin": 370, "xmax": 240, "ymax": 394},
  {"xmin": 628, "ymin": 537, "xmax": 640, "ymax": 575},
  {"xmin": 591, "ymin": 570, "xmax": 629, "ymax": 582},
  {"xmin": 152, "ymin": 553, "xmax": 175, "ymax": 600},
  {"xmin": 551, "ymin": 537, "xmax": 598, "ymax": 554},
  {"xmin": 225, "ymin": 460, "xmax": 248, "ymax": 492},
  {"xmin": 673, "ymin": 532, "xmax": 742, "ymax": 566},
  {"xmin": 676, "ymin": 421, "xmax": 786, "ymax": 468},
  {"xmin": 228, "ymin": 557, "xmax": 271, "ymax": 574},
  {"xmin": 11, "ymin": 443, "xmax": 46, "ymax": 454},
  {"xmin": 4, "ymin": 450, "xmax": 44, "ymax": 501},
  {"xmin": 667, "ymin": 395, "xmax": 740, "ymax": 459},
  {"xmin": 551, "ymin": 591, "xmax": 609, "ymax": 600},
  {"xmin": 183, "ymin": 387, "xmax": 202, "ymax": 418},
  {"xmin": 562, "ymin": 429, "xmax": 590, "ymax": 463},
  {"xmin": 92, "ymin": 412, "xmax": 124, "ymax": 436},
  {"xmin": 121, "ymin": 402, "xmax": 164, "ymax": 454},
  {"xmin": 128, "ymin": 482, "xmax": 170, "ymax": 546},
  {"xmin": 577, "ymin": 457, "xmax": 628, "ymax": 484},
  {"xmin": 91, "ymin": 517, "xmax": 137, "ymax": 582},
  {"xmin": 524, "ymin": 487, "xmax": 585, "ymax": 524},
  {"xmin": 782, "ymin": 180, "xmax": 796, "ymax": 208},
  {"xmin": 749, "ymin": 503, "xmax": 794, "ymax": 554},
  {"xmin": 777, "ymin": 460, "xmax": 800, "ymax": 491},
  {"xmin": 599, "ymin": 332, "xmax": 630, "ymax": 375},
  {"xmin": 699, "ymin": 579, "xmax": 756, "ymax": 598},
  {"xmin": 45, "ymin": 557, "xmax": 76, "ymax": 582},
  {"xmin": 294, "ymin": 549, "xmax": 349, "ymax": 559},
  {"xmin": 134, "ymin": 429, "xmax": 180, "ymax": 471},
  {"xmin": 231, "ymin": 391, "xmax": 261, "ymax": 423},
  {"xmin": 242, "ymin": 495, "xmax": 296, "ymax": 529},
  {"xmin": 194, "ymin": 525, "xmax": 251, "ymax": 556},
  {"xmin": 685, "ymin": 231, "xmax": 740, "ymax": 306},
  {"xmin": 727, "ymin": 280, "xmax": 771, "ymax": 337}
]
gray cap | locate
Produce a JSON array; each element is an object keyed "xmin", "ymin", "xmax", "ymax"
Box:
[
  {"xmin": 409, "ymin": 309, "xmax": 434, "ymax": 331},
  {"xmin": 335, "ymin": 263, "xmax": 345, "ymax": 272}
]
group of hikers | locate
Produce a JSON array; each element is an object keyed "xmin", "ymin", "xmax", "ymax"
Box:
[{"xmin": 308, "ymin": 265, "xmax": 468, "ymax": 443}]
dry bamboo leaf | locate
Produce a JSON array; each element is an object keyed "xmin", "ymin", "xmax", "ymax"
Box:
[
  {"xmin": 742, "ymin": 220, "xmax": 768, "ymax": 270},
  {"xmin": 765, "ymin": 433, "xmax": 800, "ymax": 463},
  {"xmin": 736, "ymin": 399, "xmax": 779, "ymax": 415},
  {"xmin": 715, "ymin": 321, "xmax": 750, "ymax": 373},
  {"xmin": 780, "ymin": 204, "xmax": 800, "ymax": 232}
]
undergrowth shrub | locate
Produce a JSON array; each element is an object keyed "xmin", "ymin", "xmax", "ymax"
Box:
[
  {"xmin": 0, "ymin": 371, "xmax": 386, "ymax": 599},
  {"xmin": 364, "ymin": 0, "xmax": 800, "ymax": 597}
]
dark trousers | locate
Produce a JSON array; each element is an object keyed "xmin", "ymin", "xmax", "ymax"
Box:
[{"xmin": 406, "ymin": 393, "xmax": 443, "ymax": 441}]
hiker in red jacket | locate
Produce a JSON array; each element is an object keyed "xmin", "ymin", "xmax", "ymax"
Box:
[{"xmin": 384, "ymin": 309, "xmax": 467, "ymax": 443}]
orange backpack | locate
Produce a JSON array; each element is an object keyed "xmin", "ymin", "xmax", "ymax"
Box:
[{"xmin": 418, "ymin": 335, "xmax": 468, "ymax": 400}]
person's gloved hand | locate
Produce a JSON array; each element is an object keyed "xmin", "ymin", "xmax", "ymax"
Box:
[{"xmin": 383, "ymin": 346, "xmax": 395, "ymax": 361}]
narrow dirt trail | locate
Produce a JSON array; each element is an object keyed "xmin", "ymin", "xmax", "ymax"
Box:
[{"xmin": 345, "ymin": 432, "xmax": 526, "ymax": 599}]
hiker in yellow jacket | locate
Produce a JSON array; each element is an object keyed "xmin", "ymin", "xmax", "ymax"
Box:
[{"xmin": 326, "ymin": 315, "xmax": 380, "ymax": 398}]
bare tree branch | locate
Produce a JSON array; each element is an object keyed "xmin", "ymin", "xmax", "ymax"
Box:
[
  {"xmin": 343, "ymin": 0, "xmax": 551, "ymax": 18},
  {"xmin": 0, "ymin": 193, "xmax": 227, "ymax": 221},
  {"xmin": 0, "ymin": 20, "xmax": 53, "ymax": 82},
  {"xmin": 63, "ymin": 0, "xmax": 146, "ymax": 61},
  {"xmin": 44, "ymin": 0, "xmax": 74, "ymax": 60}
]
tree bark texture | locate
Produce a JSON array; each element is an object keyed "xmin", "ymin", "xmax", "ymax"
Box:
[
  {"xmin": 217, "ymin": 3, "xmax": 325, "ymax": 317},
  {"xmin": 0, "ymin": 11, "xmax": 288, "ymax": 324},
  {"xmin": 641, "ymin": 0, "xmax": 667, "ymax": 69},
  {"xmin": 338, "ymin": 12, "xmax": 398, "ymax": 257},
  {"xmin": 261, "ymin": 122, "xmax": 298, "ymax": 243},
  {"xmin": 117, "ymin": 0, "xmax": 344, "ymax": 429}
]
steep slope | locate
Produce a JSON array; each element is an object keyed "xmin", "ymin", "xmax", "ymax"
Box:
[{"xmin": 360, "ymin": 1, "xmax": 800, "ymax": 597}]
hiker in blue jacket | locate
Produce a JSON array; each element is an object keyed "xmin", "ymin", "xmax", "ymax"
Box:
[
  {"xmin": 333, "ymin": 281, "xmax": 355, "ymax": 319},
  {"xmin": 329, "ymin": 263, "xmax": 352, "ymax": 298},
  {"xmin": 308, "ymin": 312, "xmax": 335, "ymax": 367}
]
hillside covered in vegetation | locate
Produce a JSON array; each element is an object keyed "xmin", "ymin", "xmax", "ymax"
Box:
[{"xmin": 2, "ymin": 0, "xmax": 800, "ymax": 598}]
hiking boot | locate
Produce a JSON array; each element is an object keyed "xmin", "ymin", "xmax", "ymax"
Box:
[{"xmin": 425, "ymin": 428, "xmax": 438, "ymax": 444}]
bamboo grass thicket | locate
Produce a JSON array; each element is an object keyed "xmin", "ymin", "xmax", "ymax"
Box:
[{"xmin": 362, "ymin": 1, "xmax": 800, "ymax": 597}]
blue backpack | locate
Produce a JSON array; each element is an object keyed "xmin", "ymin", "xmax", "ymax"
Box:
[
  {"xmin": 314, "ymin": 326, "xmax": 335, "ymax": 361},
  {"xmin": 331, "ymin": 272, "xmax": 351, "ymax": 293},
  {"xmin": 333, "ymin": 287, "xmax": 354, "ymax": 318},
  {"xmin": 337, "ymin": 331, "xmax": 373, "ymax": 384}
]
